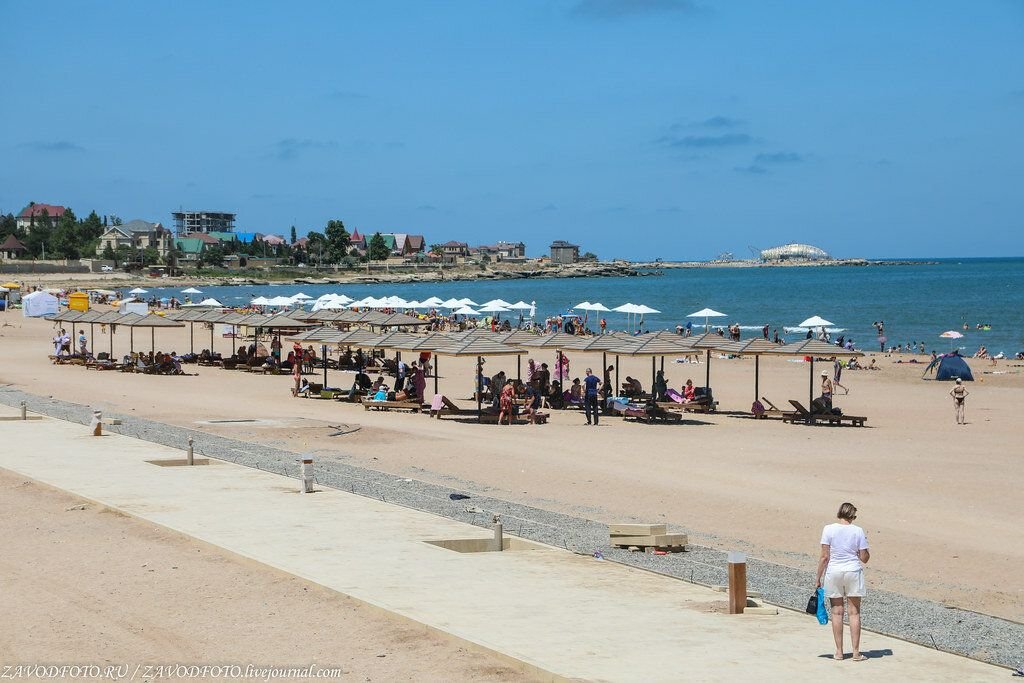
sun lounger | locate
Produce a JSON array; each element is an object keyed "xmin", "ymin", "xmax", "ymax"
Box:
[
  {"xmin": 364, "ymin": 397, "xmax": 419, "ymax": 413},
  {"xmin": 429, "ymin": 394, "xmax": 462, "ymax": 418},
  {"xmin": 476, "ymin": 410, "xmax": 548, "ymax": 425},
  {"xmin": 753, "ymin": 396, "xmax": 795, "ymax": 419},
  {"xmin": 786, "ymin": 400, "xmax": 867, "ymax": 427}
]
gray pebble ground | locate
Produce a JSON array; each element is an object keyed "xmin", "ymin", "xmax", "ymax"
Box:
[{"xmin": 1, "ymin": 387, "xmax": 1019, "ymax": 671}]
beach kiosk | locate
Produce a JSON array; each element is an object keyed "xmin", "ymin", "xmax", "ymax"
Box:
[{"xmin": 67, "ymin": 291, "xmax": 90, "ymax": 312}]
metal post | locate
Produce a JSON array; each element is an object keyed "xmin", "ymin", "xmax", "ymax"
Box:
[
  {"xmin": 151, "ymin": 327, "xmax": 155, "ymax": 355},
  {"xmin": 728, "ymin": 551, "xmax": 747, "ymax": 614},
  {"xmin": 322, "ymin": 343, "xmax": 328, "ymax": 386},
  {"xmin": 187, "ymin": 436, "xmax": 194, "ymax": 466},
  {"xmin": 130, "ymin": 327, "xmax": 134, "ymax": 354},
  {"xmin": 809, "ymin": 358, "xmax": 815, "ymax": 410},
  {"xmin": 755, "ymin": 354, "xmax": 760, "ymax": 402},
  {"xmin": 433, "ymin": 355, "xmax": 439, "ymax": 396},
  {"xmin": 705, "ymin": 349, "xmax": 711, "ymax": 394},
  {"xmin": 476, "ymin": 355, "xmax": 483, "ymax": 421},
  {"xmin": 20, "ymin": 401, "xmax": 26, "ymax": 420},
  {"xmin": 189, "ymin": 322, "xmax": 194, "ymax": 355}
]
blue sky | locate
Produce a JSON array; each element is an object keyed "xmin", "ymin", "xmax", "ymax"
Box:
[{"xmin": 2, "ymin": 1, "xmax": 1022, "ymax": 260}]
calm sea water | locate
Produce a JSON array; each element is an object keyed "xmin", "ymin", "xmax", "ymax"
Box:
[{"xmin": 145, "ymin": 257, "xmax": 1024, "ymax": 355}]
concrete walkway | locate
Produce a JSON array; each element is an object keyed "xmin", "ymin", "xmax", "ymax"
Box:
[{"xmin": 0, "ymin": 408, "xmax": 1003, "ymax": 682}]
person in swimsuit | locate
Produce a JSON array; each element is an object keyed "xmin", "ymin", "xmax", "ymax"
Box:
[
  {"xmin": 820, "ymin": 370, "xmax": 834, "ymax": 409},
  {"xmin": 950, "ymin": 377, "xmax": 969, "ymax": 425}
]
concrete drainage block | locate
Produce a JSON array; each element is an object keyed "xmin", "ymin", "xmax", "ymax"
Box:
[
  {"xmin": 146, "ymin": 458, "xmax": 212, "ymax": 467},
  {"xmin": 424, "ymin": 538, "xmax": 543, "ymax": 553}
]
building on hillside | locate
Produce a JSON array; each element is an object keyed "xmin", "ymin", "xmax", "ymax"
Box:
[
  {"xmin": 96, "ymin": 220, "xmax": 173, "ymax": 257},
  {"xmin": 17, "ymin": 203, "xmax": 67, "ymax": 232},
  {"xmin": 497, "ymin": 241, "xmax": 526, "ymax": 260},
  {"xmin": 549, "ymin": 240, "xmax": 580, "ymax": 265},
  {"xmin": 350, "ymin": 229, "xmax": 366, "ymax": 251},
  {"xmin": 440, "ymin": 241, "xmax": 469, "ymax": 259},
  {"xmin": 1, "ymin": 234, "xmax": 27, "ymax": 260},
  {"xmin": 173, "ymin": 237, "xmax": 209, "ymax": 263},
  {"xmin": 262, "ymin": 234, "xmax": 286, "ymax": 246},
  {"xmin": 393, "ymin": 233, "xmax": 426, "ymax": 256},
  {"xmin": 172, "ymin": 210, "xmax": 236, "ymax": 236}
]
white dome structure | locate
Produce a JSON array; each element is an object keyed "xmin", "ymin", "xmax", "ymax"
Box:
[{"xmin": 759, "ymin": 243, "xmax": 830, "ymax": 262}]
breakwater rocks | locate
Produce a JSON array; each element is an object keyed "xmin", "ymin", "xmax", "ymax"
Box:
[
  {"xmin": 631, "ymin": 258, "xmax": 938, "ymax": 269},
  {"xmin": 287, "ymin": 262, "xmax": 651, "ymax": 285}
]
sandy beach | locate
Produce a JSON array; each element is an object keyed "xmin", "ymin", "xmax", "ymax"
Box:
[
  {"xmin": 0, "ymin": 467, "xmax": 534, "ymax": 681},
  {"xmin": 1, "ymin": 310, "xmax": 1021, "ymax": 626}
]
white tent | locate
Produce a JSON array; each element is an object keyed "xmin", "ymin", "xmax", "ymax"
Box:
[
  {"xmin": 21, "ymin": 291, "xmax": 58, "ymax": 318},
  {"xmin": 198, "ymin": 297, "xmax": 223, "ymax": 307}
]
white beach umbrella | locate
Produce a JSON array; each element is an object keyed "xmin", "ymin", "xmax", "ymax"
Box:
[
  {"xmin": 574, "ymin": 302, "xmax": 593, "ymax": 310},
  {"xmin": 403, "ymin": 300, "xmax": 423, "ymax": 309},
  {"xmin": 458, "ymin": 298, "xmax": 479, "ymax": 306},
  {"xmin": 197, "ymin": 297, "xmax": 223, "ymax": 307},
  {"xmin": 613, "ymin": 303, "xmax": 641, "ymax": 314},
  {"xmin": 481, "ymin": 298, "xmax": 513, "ymax": 308},
  {"xmin": 441, "ymin": 298, "xmax": 462, "ymax": 308},
  {"xmin": 251, "ymin": 296, "xmax": 271, "ymax": 305},
  {"xmin": 508, "ymin": 301, "xmax": 534, "ymax": 310},
  {"xmin": 266, "ymin": 295, "xmax": 294, "ymax": 307},
  {"xmin": 420, "ymin": 296, "xmax": 444, "ymax": 306},
  {"xmin": 129, "ymin": 287, "xmax": 148, "ymax": 295},
  {"xmin": 688, "ymin": 307, "xmax": 727, "ymax": 332},
  {"xmin": 181, "ymin": 287, "xmax": 203, "ymax": 295},
  {"xmin": 634, "ymin": 304, "xmax": 660, "ymax": 315},
  {"xmin": 939, "ymin": 330, "xmax": 964, "ymax": 339},
  {"xmin": 478, "ymin": 303, "xmax": 510, "ymax": 313},
  {"xmin": 383, "ymin": 295, "xmax": 408, "ymax": 307},
  {"xmin": 291, "ymin": 292, "xmax": 313, "ymax": 300},
  {"xmin": 588, "ymin": 302, "xmax": 611, "ymax": 312},
  {"xmin": 452, "ymin": 305, "xmax": 480, "ymax": 316},
  {"xmin": 798, "ymin": 315, "xmax": 834, "ymax": 328}
]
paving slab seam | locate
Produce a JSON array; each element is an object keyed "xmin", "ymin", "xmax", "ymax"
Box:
[{"xmin": 1, "ymin": 388, "xmax": 1019, "ymax": 671}]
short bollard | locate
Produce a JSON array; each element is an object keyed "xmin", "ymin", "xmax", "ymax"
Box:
[
  {"xmin": 186, "ymin": 436, "xmax": 194, "ymax": 466},
  {"xmin": 727, "ymin": 551, "xmax": 747, "ymax": 614},
  {"xmin": 90, "ymin": 409, "xmax": 102, "ymax": 437},
  {"xmin": 492, "ymin": 514, "xmax": 504, "ymax": 552},
  {"xmin": 20, "ymin": 401, "xmax": 27, "ymax": 420},
  {"xmin": 299, "ymin": 458, "xmax": 314, "ymax": 493}
]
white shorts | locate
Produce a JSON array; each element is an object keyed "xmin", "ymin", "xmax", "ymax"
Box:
[{"xmin": 824, "ymin": 570, "xmax": 865, "ymax": 599}]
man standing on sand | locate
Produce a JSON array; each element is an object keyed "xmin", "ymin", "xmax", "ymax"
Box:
[
  {"xmin": 950, "ymin": 378, "xmax": 969, "ymax": 425},
  {"xmin": 583, "ymin": 367, "xmax": 601, "ymax": 425},
  {"xmin": 832, "ymin": 357, "xmax": 848, "ymax": 395}
]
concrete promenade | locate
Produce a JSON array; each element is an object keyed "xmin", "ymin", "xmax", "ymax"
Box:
[{"xmin": 0, "ymin": 407, "xmax": 1004, "ymax": 682}]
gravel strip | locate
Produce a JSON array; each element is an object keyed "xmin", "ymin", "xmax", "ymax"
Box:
[{"xmin": 1, "ymin": 388, "xmax": 1018, "ymax": 671}]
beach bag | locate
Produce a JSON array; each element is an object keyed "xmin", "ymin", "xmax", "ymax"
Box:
[
  {"xmin": 805, "ymin": 591, "xmax": 818, "ymax": 615},
  {"xmin": 751, "ymin": 400, "xmax": 765, "ymax": 417},
  {"xmin": 815, "ymin": 587, "xmax": 829, "ymax": 625}
]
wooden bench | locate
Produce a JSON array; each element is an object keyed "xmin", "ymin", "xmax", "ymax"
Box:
[
  {"xmin": 363, "ymin": 400, "xmax": 422, "ymax": 413},
  {"xmin": 787, "ymin": 400, "xmax": 867, "ymax": 427}
]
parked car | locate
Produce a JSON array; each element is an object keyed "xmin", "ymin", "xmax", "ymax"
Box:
[{"xmin": 101, "ymin": 265, "xmax": 114, "ymax": 272}]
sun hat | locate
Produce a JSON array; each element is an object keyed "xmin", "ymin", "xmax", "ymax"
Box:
[
  {"xmin": 821, "ymin": 370, "xmax": 828, "ymax": 376},
  {"xmin": 956, "ymin": 377, "xmax": 962, "ymax": 383}
]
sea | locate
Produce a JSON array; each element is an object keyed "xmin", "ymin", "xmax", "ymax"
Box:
[{"xmin": 141, "ymin": 257, "xmax": 1024, "ymax": 356}]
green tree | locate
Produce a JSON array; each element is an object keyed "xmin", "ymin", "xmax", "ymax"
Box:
[
  {"xmin": 200, "ymin": 245, "xmax": 225, "ymax": 267},
  {"xmin": 142, "ymin": 247, "xmax": 161, "ymax": 266},
  {"xmin": 0, "ymin": 213, "xmax": 16, "ymax": 238},
  {"xmin": 324, "ymin": 219, "xmax": 350, "ymax": 263},
  {"xmin": 80, "ymin": 211, "xmax": 104, "ymax": 242},
  {"xmin": 101, "ymin": 243, "xmax": 116, "ymax": 261},
  {"xmin": 25, "ymin": 209, "xmax": 54, "ymax": 258},
  {"xmin": 163, "ymin": 246, "xmax": 184, "ymax": 273},
  {"xmin": 428, "ymin": 243, "xmax": 443, "ymax": 256},
  {"xmin": 109, "ymin": 215, "xmax": 123, "ymax": 226},
  {"xmin": 290, "ymin": 225, "xmax": 297, "ymax": 244},
  {"xmin": 49, "ymin": 208, "xmax": 80, "ymax": 259},
  {"xmin": 367, "ymin": 232, "xmax": 390, "ymax": 261},
  {"xmin": 305, "ymin": 231, "xmax": 326, "ymax": 267},
  {"xmin": 114, "ymin": 244, "xmax": 133, "ymax": 267}
]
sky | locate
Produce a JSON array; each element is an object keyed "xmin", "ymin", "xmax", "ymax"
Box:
[{"xmin": 2, "ymin": 1, "xmax": 1022, "ymax": 260}]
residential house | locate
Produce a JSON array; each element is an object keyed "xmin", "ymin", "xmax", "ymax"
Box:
[
  {"xmin": 1, "ymin": 234, "xmax": 27, "ymax": 260},
  {"xmin": 96, "ymin": 226, "xmax": 133, "ymax": 254},
  {"xmin": 17, "ymin": 203, "xmax": 67, "ymax": 232},
  {"xmin": 350, "ymin": 229, "xmax": 366, "ymax": 252},
  {"xmin": 173, "ymin": 237, "xmax": 208, "ymax": 263},
  {"xmin": 263, "ymin": 234, "xmax": 286, "ymax": 246},
  {"xmin": 393, "ymin": 233, "xmax": 426, "ymax": 257},
  {"xmin": 549, "ymin": 240, "xmax": 580, "ymax": 265},
  {"xmin": 440, "ymin": 241, "xmax": 470, "ymax": 259},
  {"xmin": 496, "ymin": 241, "xmax": 526, "ymax": 260}
]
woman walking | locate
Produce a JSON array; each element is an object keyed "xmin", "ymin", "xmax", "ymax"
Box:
[
  {"xmin": 950, "ymin": 378, "xmax": 969, "ymax": 425},
  {"xmin": 815, "ymin": 502, "xmax": 870, "ymax": 662}
]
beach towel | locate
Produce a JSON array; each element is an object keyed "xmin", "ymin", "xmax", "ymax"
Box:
[
  {"xmin": 430, "ymin": 394, "xmax": 444, "ymax": 411},
  {"xmin": 665, "ymin": 388, "xmax": 686, "ymax": 403}
]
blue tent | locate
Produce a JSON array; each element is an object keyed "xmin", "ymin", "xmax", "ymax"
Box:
[{"xmin": 928, "ymin": 352, "xmax": 974, "ymax": 381}]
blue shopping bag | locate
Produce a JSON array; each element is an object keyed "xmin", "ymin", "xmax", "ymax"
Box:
[{"xmin": 815, "ymin": 587, "xmax": 829, "ymax": 625}]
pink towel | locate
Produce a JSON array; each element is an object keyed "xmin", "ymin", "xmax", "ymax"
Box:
[{"xmin": 430, "ymin": 394, "xmax": 444, "ymax": 411}]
